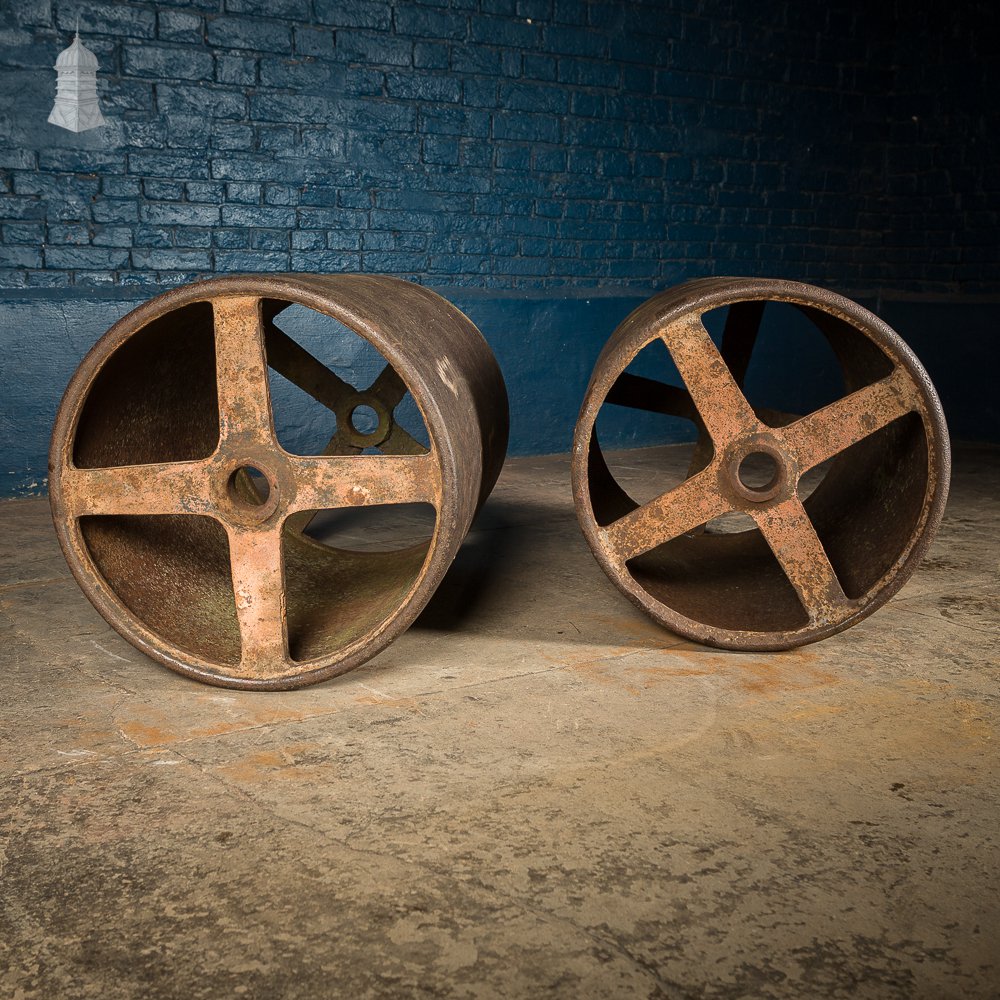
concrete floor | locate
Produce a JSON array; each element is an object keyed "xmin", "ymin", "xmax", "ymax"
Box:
[{"xmin": 1, "ymin": 444, "xmax": 998, "ymax": 999}]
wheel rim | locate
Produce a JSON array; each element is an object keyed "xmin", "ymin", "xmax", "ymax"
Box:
[
  {"xmin": 572, "ymin": 277, "xmax": 951, "ymax": 651},
  {"xmin": 50, "ymin": 275, "xmax": 507, "ymax": 689}
]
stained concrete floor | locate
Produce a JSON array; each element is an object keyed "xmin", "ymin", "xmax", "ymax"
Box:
[{"xmin": 1, "ymin": 444, "xmax": 998, "ymax": 999}]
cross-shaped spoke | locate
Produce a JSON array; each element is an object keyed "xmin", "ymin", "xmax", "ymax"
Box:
[
  {"xmin": 752, "ymin": 496, "xmax": 849, "ymax": 622},
  {"xmin": 369, "ymin": 362, "xmax": 408, "ymax": 410},
  {"xmin": 601, "ymin": 467, "xmax": 732, "ymax": 564},
  {"xmin": 60, "ymin": 461, "xmax": 214, "ymax": 517},
  {"xmin": 662, "ymin": 315, "xmax": 760, "ymax": 448},
  {"xmin": 264, "ymin": 319, "xmax": 356, "ymax": 412},
  {"xmin": 226, "ymin": 524, "xmax": 288, "ymax": 673},
  {"xmin": 213, "ymin": 296, "xmax": 275, "ymax": 451},
  {"xmin": 287, "ymin": 452, "xmax": 440, "ymax": 514},
  {"xmin": 782, "ymin": 367, "xmax": 919, "ymax": 473}
]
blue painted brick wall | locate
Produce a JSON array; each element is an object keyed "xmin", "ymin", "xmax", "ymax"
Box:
[{"xmin": 0, "ymin": 0, "xmax": 996, "ymax": 293}]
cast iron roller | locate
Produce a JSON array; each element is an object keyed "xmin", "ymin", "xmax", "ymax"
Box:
[{"xmin": 49, "ymin": 274, "xmax": 509, "ymax": 689}]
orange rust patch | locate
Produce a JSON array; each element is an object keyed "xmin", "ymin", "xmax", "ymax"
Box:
[
  {"xmin": 213, "ymin": 746, "xmax": 335, "ymax": 784},
  {"xmin": 116, "ymin": 700, "xmax": 329, "ymax": 748}
]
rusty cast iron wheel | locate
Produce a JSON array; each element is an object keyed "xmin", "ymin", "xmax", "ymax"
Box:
[
  {"xmin": 572, "ymin": 277, "xmax": 950, "ymax": 651},
  {"xmin": 50, "ymin": 274, "xmax": 508, "ymax": 689}
]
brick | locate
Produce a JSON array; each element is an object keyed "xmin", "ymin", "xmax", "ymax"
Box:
[
  {"xmin": 394, "ymin": 6, "xmax": 468, "ymax": 40},
  {"xmin": 386, "ymin": 73, "xmax": 461, "ymax": 103},
  {"xmin": 0, "ymin": 149, "xmax": 37, "ymax": 170},
  {"xmin": 493, "ymin": 113, "xmax": 560, "ymax": 143},
  {"xmin": 141, "ymin": 203, "xmax": 221, "ymax": 226},
  {"xmin": 175, "ymin": 228, "xmax": 214, "ymax": 248},
  {"xmin": 215, "ymin": 54, "xmax": 258, "ymax": 85},
  {"xmin": 213, "ymin": 229, "xmax": 250, "ymax": 249},
  {"xmin": 422, "ymin": 136, "xmax": 460, "ymax": 165},
  {"xmin": 336, "ymin": 31, "xmax": 411, "ymax": 67},
  {"xmin": 313, "ymin": 0, "xmax": 392, "ymax": 30},
  {"xmin": 250, "ymin": 229, "xmax": 289, "ymax": 251},
  {"xmin": 451, "ymin": 45, "xmax": 502, "ymax": 75},
  {"xmin": 210, "ymin": 125, "xmax": 254, "ymax": 150},
  {"xmin": 158, "ymin": 10, "xmax": 204, "ymax": 43},
  {"xmin": 0, "ymin": 246, "xmax": 42, "ymax": 268},
  {"xmin": 91, "ymin": 200, "xmax": 139, "ymax": 224},
  {"xmin": 131, "ymin": 248, "xmax": 212, "ymax": 270},
  {"xmin": 143, "ymin": 180, "xmax": 185, "ymax": 201},
  {"xmin": 469, "ymin": 15, "xmax": 539, "ymax": 48},
  {"xmin": 124, "ymin": 44, "xmax": 213, "ymax": 80},
  {"xmin": 259, "ymin": 57, "xmax": 339, "ymax": 90},
  {"xmin": 55, "ymin": 4, "xmax": 155, "ymax": 39},
  {"xmin": 44, "ymin": 246, "xmax": 129, "ymax": 269},
  {"xmin": 225, "ymin": 182, "xmax": 261, "ymax": 203},
  {"xmin": 185, "ymin": 181, "xmax": 225, "ymax": 202},
  {"xmin": 36, "ymin": 150, "xmax": 123, "ymax": 173},
  {"xmin": 413, "ymin": 42, "xmax": 449, "ymax": 69},
  {"xmin": 158, "ymin": 84, "xmax": 246, "ymax": 120},
  {"xmin": 362, "ymin": 250, "xmax": 429, "ymax": 272},
  {"xmin": 101, "ymin": 177, "xmax": 142, "ymax": 198},
  {"xmin": 288, "ymin": 250, "xmax": 360, "ymax": 271},
  {"xmin": 221, "ymin": 204, "xmax": 297, "ymax": 227},
  {"xmin": 16, "ymin": 0, "xmax": 51, "ymax": 28},
  {"xmin": 341, "ymin": 100, "xmax": 416, "ymax": 133},
  {"xmin": 134, "ymin": 226, "xmax": 173, "ymax": 248},
  {"xmin": 211, "ymin": 157, "xmax": 278, "ymax": 181},
  {"xmin": 543, "ymin": 24, "xmax": 606, "ymax": 58},
  {"xmin": 167, "ymin": 117, "xmax": 212, "ymax": 149},
  {"xmin": 496, "ymin": 144, "xmax": 530, "ymax": 170},
  {"xmin": 226, "ymin": 0, "xmax": 310, "ymax": 17},
  {"xmin": 292, "ymin": 230, "xmax": 325, "ymax": 250},
  {"xmin": 264, "ymin": 185, "xmax": 297, "ymax": 206},
  {"xmin": 249, "ymin": 92, "xmax": 334, "ymax": 124},
  {"xmin": 73, "ymin": 270, "xmax": 118, "ymax": 287},
  {"xmin": 207, "ymin": 16, "xmax": 293, "ymax": 53},
  {"xmin": 523, "ymin": 54, "xmax": 557, "ymax": 80},
  {"xmin": 2, "ymin": 223, "xmax": 45, "ymax": 244},
  {"xmin": 499, "ymin": 82, "xmax": 568, "ymax": 114},
  {"xmin": 295, "ymin": 27, "xmax": 335, "ymax": 58},
  {"xmin": 130, "ymin": 152, "xmax": 210, "ymax": 180}
]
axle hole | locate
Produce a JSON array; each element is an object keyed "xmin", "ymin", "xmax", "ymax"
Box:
[
  {"xmin": 228, "ymin": 466, "xmax": 270, "ymax": 507},
  {"xmin": 737, "ymin": 452, "xmax": 780, "ymax": 494},
  {"xmin": 350, "ymin": 404, "xmax": 380, "ymax": 435}
]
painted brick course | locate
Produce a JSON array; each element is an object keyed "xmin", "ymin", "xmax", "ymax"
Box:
[{"xmin": 0, "ymin": 0, "xmax": 997, "ymax": 293}]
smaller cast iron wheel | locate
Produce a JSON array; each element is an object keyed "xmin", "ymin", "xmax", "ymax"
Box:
[
  {"xmin": 572, "ymin": 277, "xmax": 950, "ymax": 651},
  {"xmin": 49, "ymin": 274, "xmax": 508, "ymax": 689}
]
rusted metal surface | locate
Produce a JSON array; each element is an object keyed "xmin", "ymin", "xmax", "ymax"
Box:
[
  {"xmin": 572, "ymin": 277, "xmax": 951, "ymax": 650},
  {"xmin": 49, "ymin": 274, "xmax": 509, "ymax": 689}
]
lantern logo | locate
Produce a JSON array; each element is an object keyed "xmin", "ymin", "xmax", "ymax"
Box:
[{"xmin": 48, "ymin": 31, "xmax": 106, "ymax": 133}]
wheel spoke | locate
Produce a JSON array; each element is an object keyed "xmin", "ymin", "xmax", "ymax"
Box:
[
  {"xmin": 287, "ymin": 453, "xmax": 440, "ymax": 513},
  {"xmin": 662, "ymin": 315, "xmax": 759, "ymax": 446},
  {"xmin": 782, "ymin": 367, "xmax": 918, "ymax": 472},
  {"xmin": 685, "ymin": 301, "xmax": 766, "ymax": 480},
  {"xmin": 752, "ymin": 496, "xmax": 849, "ymax": 621},
  {"xmin": 605, "ymin": 372, "xmax": 700, "ymax": 422},
  {"xmin": 369, "ymin": 362, "xmax": 409, "ymax": 410},
  {"xmin": 213, "ymin": 296, "xmax": 275, "ymax": 449},
  {"xmin": 601, "ymin": 467, "xmax": 731, "ymax": 563},
  {"xmin": 718, "ymin": 300, "xmax": 765, "ymax": 385},
  {"xmin": 264, "ymin": 319, "xmax": 355, "ymax": 413},
  {"xmin": 60, "ymin": 461, "xmax": 213, "ymax": 517},
  {"xmin": 378, "ymin": 422, "xmax": 428, "ymax": 456},
  {"xmin": 227, "ymin": 524, "xmax": 288, "ymax": 674}
]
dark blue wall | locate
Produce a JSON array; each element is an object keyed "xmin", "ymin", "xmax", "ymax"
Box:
[{"xmin": 1, "ymin": 0, "xmax": 998, "ymax": 496}]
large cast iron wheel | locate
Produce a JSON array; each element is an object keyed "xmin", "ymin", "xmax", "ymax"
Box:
[
  {"xmin": 50, "ymin": 274, "xmax": 508, "ymax": 689},
  {"xmin": 572, "ymin": 277, "xmax": 950, "ymax": 651}
]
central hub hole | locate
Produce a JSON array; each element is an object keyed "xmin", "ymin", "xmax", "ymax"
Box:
[
  {"xmin": 350, "ymin": 404, "xmax": 380, "ymax": 435},
  {"xmin": 737, "ymin": 451, "xmax": 781, "ymax": 494},
  {"xmin": 228, "ymin": 465, "xmax": 271, "ymax": 507}
]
